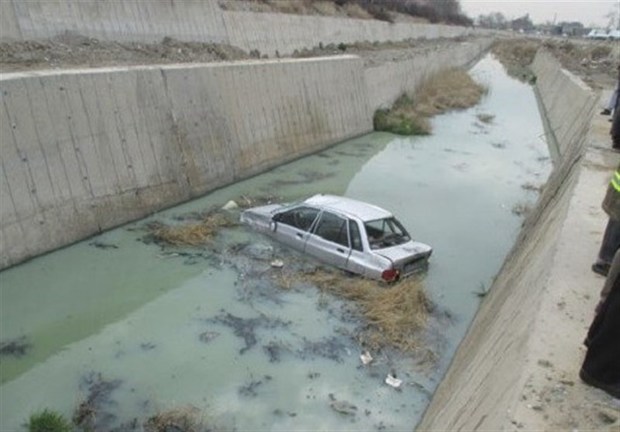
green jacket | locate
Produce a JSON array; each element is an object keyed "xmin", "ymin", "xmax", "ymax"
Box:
[{"xmin": 603, "ymin": 164, "xmax": 620, "ymax": 221}]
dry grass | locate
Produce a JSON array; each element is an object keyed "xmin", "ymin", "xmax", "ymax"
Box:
[
  {"xmin": 374, "ymin": 68, "xmax": 486, "ymax": 136},
  {"xmin": 492, "ymin": 38, "xmax": 619, "ymax": 89},
  {"xmin": 414, "ymin": 69, "xmax": 487, "ymax": 116},
  {"xmin": 148, "ymin": 212, "xmax": 236, "ymax": 247},
  {"xmin": 271, "ymin": 268, "xmax": 433, "ymax": 353},
  {"xmin": 144, "ymin": 406, "xmax": 203, "ymax": 432}
]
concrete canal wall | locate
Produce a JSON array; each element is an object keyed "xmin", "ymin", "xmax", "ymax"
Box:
[
  {"xmin": 0, "ymin": 37, "xmax": 491, "ymax": 269},
  {"xmin": 0, "ymin": 0, "xmax": 480, "ymax": 55},
  {"xmin": 418, "ymin": 48, "xmax": 601, "ymax": 430},
  {"xmin": 0, "ymin": 56, "xmax": 369, "ymax": 269}
]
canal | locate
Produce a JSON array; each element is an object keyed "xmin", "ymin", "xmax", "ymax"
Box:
[{"xmin": 0, "ymin": 55, "xmax": 551, "ymax": 431}]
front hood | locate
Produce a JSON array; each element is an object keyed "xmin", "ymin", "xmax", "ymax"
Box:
[{"xmin": 375, "ymin": 241, "xmax": 432, "ymax": 264}]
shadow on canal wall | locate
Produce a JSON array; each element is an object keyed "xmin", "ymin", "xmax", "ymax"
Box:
[
  {"xmin": 0, "ymin": 38, "xmax": 491, "ymax": 269},
  {"xmin": 417, "ymin": 48, "xmax": 599, "ymax": 430}
]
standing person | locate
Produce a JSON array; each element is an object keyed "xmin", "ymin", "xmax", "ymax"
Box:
[
  {"xmin": 580, "ymin": 249, "xmax": 620, "ymax": 398},
  {"xmin": 611, "ymin": 65, "xmax": 620, "ymax": 150},
  {"xmin": 592, "ymin": 164, "xmax": 620, "ymax": 276}
]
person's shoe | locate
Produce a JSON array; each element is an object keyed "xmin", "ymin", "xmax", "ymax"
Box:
[
  {"xmin": 592, "ymin": 262, "xmax": 610, "ymax": 276},
  {"xmin": 579, "ymin": 368, "xmax": 620, "ymax": 399},
  {"xmin": 601, "ymin": 108, "xmax": 612, "ymax": 115}
]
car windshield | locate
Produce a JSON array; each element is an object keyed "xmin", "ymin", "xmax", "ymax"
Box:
[{"xmin": 364, "ymin": 217, "xmax": 411, "ymax": 250}]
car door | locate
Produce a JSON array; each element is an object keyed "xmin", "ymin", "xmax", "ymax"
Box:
[
  {"xmin": 305, "ymin": 211, "xmax": 351, "ymax": 269},
  {"xmin": 344, "ymin": 218, "xmax": 376, "ymax": 277},
  {"xmin": 272, "ymin": 206, "xmax": 319, "ymax": 252}
]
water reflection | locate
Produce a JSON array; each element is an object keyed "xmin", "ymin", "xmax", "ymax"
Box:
[{"xmin": 0, "ymin": 55, "xmax": 550, "ymax": 430}]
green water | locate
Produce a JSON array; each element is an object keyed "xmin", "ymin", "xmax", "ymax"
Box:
[{"xmin": 0, "ymin": 56, "xmax": 550, "ymax": 431}]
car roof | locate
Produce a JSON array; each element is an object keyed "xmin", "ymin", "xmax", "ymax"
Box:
[{"xmin": 303, "ymin": 194, "xmax": 392, "ymax": 221}]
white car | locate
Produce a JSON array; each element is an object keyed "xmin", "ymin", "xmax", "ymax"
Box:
[
  {"xmin": 608, "ymin": 29, "xmax": 620, "ymax": 40},
  {"xmin": 240, "ymin": 194, "xmax": 432, "ymax": 282},
  {"xmin": 586, "ymin": 29, "xmax": 609, "ymax": 40}
]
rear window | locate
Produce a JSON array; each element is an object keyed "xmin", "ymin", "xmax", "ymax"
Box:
[{"xmin": 364, "ymin": 217, "xmax": 410, "ymax": 250}]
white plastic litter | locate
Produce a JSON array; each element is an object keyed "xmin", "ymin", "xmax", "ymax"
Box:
[
  {"xmin": 270, "ymin": 259, "xmax": 284, "ymax": 268},
  {"xmin": 385, "ymin": 374, "xmax": 402, "ymax": 388},
  {"xmin": 360, "ymin": 351, "xmax": 373, "ymax": 365},
  {"xmin": 222, "ymin": 200, "xmax": 238, "ymax": 210}
]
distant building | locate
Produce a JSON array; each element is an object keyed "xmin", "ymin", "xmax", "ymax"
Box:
[{"xmin": 561, "ymin": 22, "xmax": 585, "ymax": 37}]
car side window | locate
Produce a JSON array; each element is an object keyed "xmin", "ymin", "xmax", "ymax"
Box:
[
  {"xmin": 274, "ymin": 206, "xmax": 319, "ymax": 231},
  {"xmin": 349, "ymin": 219, "xmax": 363, "ymax": 251},
  {"xmin": 314, "ymin": 212, "xmax": 349, "ymax": 247}
]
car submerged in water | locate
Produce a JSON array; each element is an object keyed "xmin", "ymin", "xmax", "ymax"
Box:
[{"xmin": 240, "ymin": 194, "xmax": 432, "ymax": 282}]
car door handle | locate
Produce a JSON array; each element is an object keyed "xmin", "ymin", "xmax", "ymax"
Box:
[
  {"xmin": 296, "ymin": 233, "xmax": 304, "ymax": 239},
  {"xmin": 337, "ymin": 248, "xmax": 345, "ymax": 253}
]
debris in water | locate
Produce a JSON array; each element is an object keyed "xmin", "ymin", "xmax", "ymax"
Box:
[
  {"xmin": 0, "ymin": 336, "xmax": 31, "ymax": 358},
  {"xmin": 207, "ymin": 311, "xmax": 290, "ymax": 354},
  {"xmin": 73, "ymin": 372, "xmax": 122, "ymax": 431},
  {"xmin": 144, "ymin": 405, "xmax": 204, "ymax": 432},
  {"xmin": 140, "ymin": 342, "xmax": 156, "ymax": 351},
  {"xmin": 222, "ymin": 200, "xmax": 239, "ymax": 210},
  {"xmin": 328, "ymin": 394, "xmax": 358, "ymax": 416},
  {"xmin": 385, "ymin": 373, "xmax": 403, "ymax": 388},
  {"xmin": 299, "ymin": 336, "xmax": 348, "ymax": 363},
  {"xmin": 239, "ymin": 375, "xmax": 272, "ymax": 397},
  {"xmin": 236, "ymin": 194, "xmax": 280, "ymax": 209},
  {"xmin": 360, "ymin": 350, "xmax": 373, "ymax": 365},
  {"xmin": 263, "ymin": 341, "xmax": 287, "ymax": 363},
  {"xmin": 270, "ymin": 259, "xmax": 284, "ymax": 268},
  {"xmin": 198, "ymin": 331, "xmax": 220, "ymax": 344},
  {"xmin": 141, "ymin": 211, "xmax": 236, "ymax": 247},
  {"xmin": 89, "ymin": 241, "xmax": 119, "ymax": 250}
]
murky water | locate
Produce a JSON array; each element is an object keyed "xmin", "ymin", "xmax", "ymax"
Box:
[{"xmin": 0, "ymin": 56, "xmax": 550, "ymax": 431}]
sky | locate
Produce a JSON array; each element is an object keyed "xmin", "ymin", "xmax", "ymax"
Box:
[{"xmin": 459, "ymin": 0, "xmax": 620, "ymax": 27}]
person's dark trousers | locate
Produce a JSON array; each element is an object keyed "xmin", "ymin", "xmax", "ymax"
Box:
[
  {"xmin": 598, "ymin": 218, "xmax": 620, "ymax": 264},
  {"xmin": 612, "ymin": 108, "xmax": 620, "ymax": 149},
  {"xmin": 581, "ymin": 276, "xmax": 620, "ymax": 398}
]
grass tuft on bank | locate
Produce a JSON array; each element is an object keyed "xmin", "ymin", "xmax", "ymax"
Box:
[
  {"xmin": 27, "ymin": 410, "xmax": 72, "ymax": 432},
  {"xmin": 373, "ymin": 68, "xmax": 487, "ymax": 136}
]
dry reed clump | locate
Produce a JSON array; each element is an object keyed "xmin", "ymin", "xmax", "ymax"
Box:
[
  {"xmin": 491, "ymin": 39, "xmax": 540, "ymax": 83},
  {"xmin": 144, "ymin": 406, "xmax": 204, "ymax": 432},
  {"xmin": 373, "ymin": 68, "xmax": 486, "ymax": 136},
  {"xmin": 491, "ymin": 39, "xmax": 539, "ymax": 70},
  {"xmin": 148, "ymin": 212, "xmax": 236, "ymax": 247},
  {"xmin": 374, "ymin": 94, "xmax": 431, "ymax": 135},
  {"xmin": 271, "ymin": 268, "xmax": 433, "ymax": 353},
  {"xmin": 414, "ymin": 69, "xmax": 487, "ymax": 117}
]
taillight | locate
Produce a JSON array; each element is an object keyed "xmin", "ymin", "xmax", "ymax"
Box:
[{"xmin": 381, "ymin": 268, "xmax": 400, "ymax": 282}]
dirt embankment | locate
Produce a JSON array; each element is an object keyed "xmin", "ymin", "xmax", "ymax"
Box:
[
  {"xmin": 0, "ymin": 33, "xmax": 254, "ymax": 72},
  {"xmin": 492, "ymin": 37, "xmax": 619, "ymax": 89},
  {"xmin": 0, "ymin": 32, "xmax": 469, "ymax": 72}
]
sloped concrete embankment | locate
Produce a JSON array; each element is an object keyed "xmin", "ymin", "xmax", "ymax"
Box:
[
  {"xmin": 0, "ymin": 0, "xmax": 483, "ymax": 55},
  {"xmin": 0, "ymin": 56, "xmax": 368, "ymax": 269},
  {"xmin": 417, "ymin": 49, "xmax": 599, "ymax": 430},
  {"xmin": 0, "ymin": 39, "xmax": 489, "ymax": 270}
]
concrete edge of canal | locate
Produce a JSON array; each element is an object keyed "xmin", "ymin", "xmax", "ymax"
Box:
[{"xmin": 418, "ymin": 49, "xmax": 620, "ymax": 430}]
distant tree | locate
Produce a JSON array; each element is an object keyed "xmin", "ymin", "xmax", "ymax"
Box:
[
  {"xmin": 606, "ymin": 8, "xmax": 619, "ymax": 29},
  {"xmin": 476, "ymin": 12, "xmax": 508, "ymax": 30},
  {"xmin": 511, "ymin": 14, "xmax": 534, "ymax": 32}
]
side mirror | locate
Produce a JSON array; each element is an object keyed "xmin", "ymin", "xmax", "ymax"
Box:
[{"xmin": 270, "ymin": 220, "xmax": 277, "ymax": 232}]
